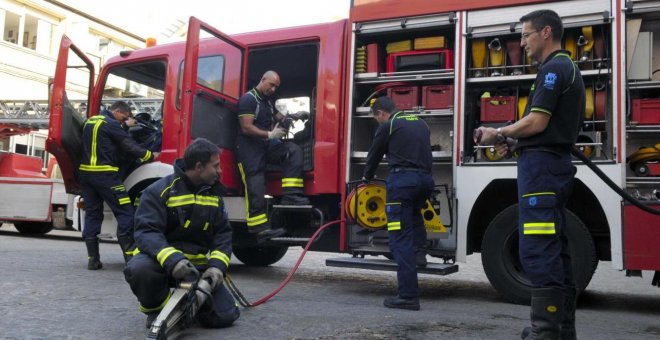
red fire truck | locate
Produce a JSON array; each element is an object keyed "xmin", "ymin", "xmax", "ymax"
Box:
[{"xmin": 46, "ymin": 0, "xmax": 660, "ymax": 304}]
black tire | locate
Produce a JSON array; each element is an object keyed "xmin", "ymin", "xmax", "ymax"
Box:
[
  {"xmin": 634, "ymin": 163, "xmax": 649, "ymax": 177},
  {"xmin": 13, "ymin": 221, "xmax": 54, "ymax": 235},
  {"xmin": 481, "ymin": 204, "xmax": 597, "ymax": 305},
  {"xmin": 233, "ymin": 245, "xmax": 289, "ymax": 266}
]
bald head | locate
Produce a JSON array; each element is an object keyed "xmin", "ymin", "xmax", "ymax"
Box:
[{"xmin": 257, "ymin": 70, "xmax": 281, "ymax": 96}]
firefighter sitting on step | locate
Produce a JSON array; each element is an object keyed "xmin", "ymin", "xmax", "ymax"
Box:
[
  {"xmin": 235, "ymin": 70, "xmax": 310, "ymax": 239},
  {"xmin": 79, "ymin": 100, "xmax": 158, "ymax": 270},
  {"xmin": 124, "ymin": 138, "xmax": 240, "ymax": 329}
]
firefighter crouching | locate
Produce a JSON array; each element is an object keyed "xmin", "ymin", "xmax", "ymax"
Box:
[
  {"xmin": 124, "ymin": 138, "xmax": 240, "ymax": 329},
  {"xmin": 362, "ymin": 96, "xmax": 435, "ymax": 311},
  {"xmin": 79, "ymin": 100, "xmax": 158, "ymax": 270},
  {"xmin": 235, "ymin": 70, "xmax": 310, "ymax": 239}
]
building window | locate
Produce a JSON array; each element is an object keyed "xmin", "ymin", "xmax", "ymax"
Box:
[
  {"xmin": 3, "ymin": 11, "xmax": 20, "ymax": 44},
  {"xmin": 3, "ymin": 10, "xmax": 53, "ymax": 54}
]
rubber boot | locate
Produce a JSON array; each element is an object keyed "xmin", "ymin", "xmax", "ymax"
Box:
[
  {"xmin": 521, "ymin": 287, "xmax": 563, "ymax": 340},
  {"xmin": 117, "ymin": 234, "xmax": 137, "ymax": 264},
  {"xmin": 84, "ymin": 237, "xmax": 103, "ymax": 270},
  {"xmin": 560, "ymin": 287, "xmax": 577, "ymax": 340}
]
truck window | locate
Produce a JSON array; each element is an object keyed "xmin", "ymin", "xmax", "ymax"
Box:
[
  {"xmin": 176, "ymin": 55, "xmax": 226, "ymax": 109},
  {"xmin": 275, "ymin": 96, "xmax": 311, "ymax": 138}
]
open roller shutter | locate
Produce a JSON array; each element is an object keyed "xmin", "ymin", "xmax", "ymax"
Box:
[
  {"xmin": 355, "ymin": 13, "xmax": 456, "ymax": 34},
  {"xmin": 466, "ymin": 0, "xmax": 612, "ymax": 37}
]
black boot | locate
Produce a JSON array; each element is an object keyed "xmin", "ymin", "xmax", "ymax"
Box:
[
  {"xmin": 560, "ymin": 287, "xmax": 577, "ymax": 340},
  {"xmin": 84, "ymin": 237, "xmax": 103, "ymax": 270},
  {"xmin": 521, "ymin": 287, "xmax": 563, "ymax": 340},
  {"xmin": 117, "ymin": 234, "xmax": 137, "ymax": 264},
  {"xmin": 280, "ymin": 194, "xmax": 310, "ymax": 206}
]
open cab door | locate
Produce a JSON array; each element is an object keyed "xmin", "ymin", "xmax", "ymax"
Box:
[
  {"xmin": 46, "ymin": 35, "xmax": 95, "ymax": 194},
  {"xmin": 180, "ymin": 17, "xmax": 248, "ymax": 192}
]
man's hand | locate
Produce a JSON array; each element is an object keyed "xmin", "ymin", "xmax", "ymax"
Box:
[
  {"xmin": 495, "ymin": 137, "xmax": 517, "ymax": 158},
  {"xmin": 171, "ymin": 259, "xmax": 199, "ymax": 282},
  {"xmin": 474, "ymin": 126, "xmax": 499, "ymax": 145},
  {"xmin": 201, "ymin": 267, "xmax": 224, "ymax": 290},
  {"xmin": 267, "ymin": 127, "xmax": 286, "ymax": 140}
]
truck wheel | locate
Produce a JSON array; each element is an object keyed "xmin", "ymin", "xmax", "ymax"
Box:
[
  {"xmin": 13, "ymin": 222, "xmax": 54, "ymax": 235},
  {"xmin": 481, "ymin": 204, "xmax": 597, "ymax": 305},
  {"xmin": 233, "ymin": 246, "xmax": 288, "ymax": 266}
]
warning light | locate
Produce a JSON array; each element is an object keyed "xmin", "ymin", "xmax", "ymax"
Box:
[{"xmin": 146, "ymin": 37, "xmax": 157, "ymax": 48}]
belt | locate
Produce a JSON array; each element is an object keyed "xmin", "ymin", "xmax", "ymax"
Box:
[
  {"xmin": 391, "ymin": 167, "xmax": 429, "ymax": 173},
  {"xmin": 520, "ymin": 145, "xmax": 570, "ymax": 156}
]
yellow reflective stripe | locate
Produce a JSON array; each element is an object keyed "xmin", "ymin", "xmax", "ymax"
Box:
[
  {"xmin": 156, "ymin": 247, "xmax": 182, "ymax": 267},
  {"xmin": 523, "ymin": 222, "xmax": 556, "ymax": 235},
  {"xmin": 160, "ymin": 177, "xmax": 181, "ymax": 197},
  {"xmin": 139, "ymin": 150, "xmax": 152, "ymax": 163},
  {"xmin": 196, "ymin": 195, "xmax": 219, "ymax": 207},
  {"xmin": 79, "ymin": 164, "xmax": 119, "ymax": 172},
  {"xmin": 166, "ymin": 194, "xmax": 195, "ymax": 207},
  {"xmin": 139, "ymin": 290, "xmax": 172, "ymax": 313},
  {"xmin": 210, "ymin": 250, "xmax": 230, "ymax": 267},
  {"xmin": 387, "ymin": 222, "xmax": 401, "ymax": 231},
  {"xmin": 183, "ymin": 220, "xmax": 191, "ymax": 229},
  {"xmin": 282, "ymin": 178, "xmax": 304, "ymax": 188},
  {"xmin": 247, "ymin": 214, "xmax": 268, "ymax": 227},
  {"xmin": 90, "ymin": 118, "xmax": 105, "ymax": 166},
  {"xmin": 133, "ymin": 197, "xmax": 140, "ymax": 207},
  {"xmin": 522, "ymin": 192, "xmax": 555, "ymax": 198},
  {"xmin": 118, "ymin": 197, "xmax": 131, "ymax": 205},
  {"xmin": 203, "ymin": 222, "xmax": 209, "ymax": 231},
  {"xmin": 111, "ymin": 185, "xmax": 125, "ymax": 190},
  {"xmin": 238, "ymin": 113, "xmax": 256, "ymax": 118},
  {"xmin": 184, "ymin": 253, "xmax": 208, "ymax": 266},
  {"xmin": 125, "ymin": 247, "xmax": 140, "ymax": 256}
]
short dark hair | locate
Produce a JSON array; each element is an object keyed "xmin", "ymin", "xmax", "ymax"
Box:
[
  {"xmin": 520, "ymin": 9, "xmax": 563, "ymax": 42},
  {"xmin": 371, "ymin": 96, "xmax": 397, "ymax": 115},
  {"xmin": 183, "ymin": 138, "xmax": 220, "ymax": 170},
  {"xmin": 109, "ymin": 101, "xmax": 131, "ymax": 113}
]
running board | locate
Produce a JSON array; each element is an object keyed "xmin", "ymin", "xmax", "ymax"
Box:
[
  {"xmin": 326, "ymin": 257, "xmax": 458, "ymax": 276},
  {"xmin": 269, "ymin": 237, "xmax": 311, "ymax": 246}
]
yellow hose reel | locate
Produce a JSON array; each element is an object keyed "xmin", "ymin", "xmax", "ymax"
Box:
[{"xmin": 346, "ymin": 183, "xmax": 446, "ymax": 233}]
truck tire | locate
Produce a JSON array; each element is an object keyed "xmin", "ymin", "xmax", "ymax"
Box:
[
  {"xmin": 481, "ymin": 204, "xmax": 597, "ymax": 305},
  {"xmin": 13, "ymin": 221, "xmax": 54, "ymax": 235},
  {"xmin": 234, "ymin": 245, "xmax": 288, "ymax": 266}
]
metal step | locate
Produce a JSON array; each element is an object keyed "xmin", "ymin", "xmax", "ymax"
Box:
[
  {"xmin": 326, "ymin": 257, "xmax": 458, "ymax": 276},
  {"xmin": 269, "ymin": 237, "xmax": 311, "ymax": 246},
  {"xmin": 272, "ymin": 204, "xmax": 314, "ymax": 211}
]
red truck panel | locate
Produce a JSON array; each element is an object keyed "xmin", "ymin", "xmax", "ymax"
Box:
[{"xmin": 624, "ymin": 203, "xmax": 660, "ymax": 270}]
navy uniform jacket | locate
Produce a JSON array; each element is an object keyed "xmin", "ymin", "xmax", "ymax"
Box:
[
  {"xmin": 363, "ymin": 111, "xmax": 433, "ymax": 180},
  {"xmin": 237, "ymin": 88, "xmax": 276, "ymax": 136},
  {"xmin": 517, "ymin": 50, "xmax": 585, "ymax": 150},
  {"xmin": 79, "ymin": 110, "xmax": 153, "ymax": 173},
  {"xmin": 134, "ymin": 159, "xmax": 232, "ymax": 275}
]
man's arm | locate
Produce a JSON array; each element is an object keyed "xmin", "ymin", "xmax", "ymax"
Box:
[
  {"xmin": 363, "ymin": 123, "xmax": 389, "ymax": 180},
  {"xmin": 108, "ymin": 121, "xmax": 154, "ymax": 163},
  {"xmin": 134, "ymin": 184, "xmax": 185, "ymax": 275},
  {"xmin": 207, "ymin": 199, "xmax": 233, "ymax": 275}
]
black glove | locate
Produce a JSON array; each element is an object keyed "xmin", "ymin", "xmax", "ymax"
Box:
[{"xmin": 171, "ymin": 259, "xmax": 199, "ymax": 282}]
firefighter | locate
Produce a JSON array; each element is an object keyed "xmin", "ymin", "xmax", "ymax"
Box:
[
  {"xmin": 79, "ymin": 100, "xmax": 158, "ymax": 270},
  {"xmin": 476, "ymin": 9, "xmax": 585, "ymax": 340},
  {"xmin": 124, "ymin": 138, "xmax": 240, "ymax": 329},
  {"xmin": 235, "ymin": 70, "xmax": 310, "ymax": 239},
  {"xmin": 362, "ymin": 96, "xmax": 434, "ymax": 311}
]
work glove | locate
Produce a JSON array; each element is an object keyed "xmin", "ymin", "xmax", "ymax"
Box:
[
  {"xmin": 171, "ymin": 259, "xmax": 199, "ymax": 282},
  {"xmin": 267, "ymin": 127, "xmax": 286, "ymax": 140},
  {"xmin": 201, "ymin": 267, "xmax": 224, "ymax": 290}
]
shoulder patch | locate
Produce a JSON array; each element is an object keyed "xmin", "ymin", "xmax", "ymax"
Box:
[{"xmin": 543, "ymin": 72, "xmax": 557, "ymax": 90}]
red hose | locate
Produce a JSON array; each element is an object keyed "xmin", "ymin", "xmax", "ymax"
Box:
[{"xmin": 231, "ymin": 219, "xmax": 344, "ymax": 307}]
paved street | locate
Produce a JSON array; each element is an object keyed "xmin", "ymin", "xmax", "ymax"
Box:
[{"xmin": 0, "ymin": 225, "xmax": 659, "ymax": 340}]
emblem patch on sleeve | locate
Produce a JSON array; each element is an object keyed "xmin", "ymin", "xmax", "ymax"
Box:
[{"xmin": 543, "ymin": 72, "xmax": 557, "ymax": 90}]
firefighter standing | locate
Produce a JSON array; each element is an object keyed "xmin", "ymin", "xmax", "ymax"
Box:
[
  {"xmin": 476, "ymin": 9, "xmax": 585, "ymax": 339},
  {"xmin": 79, "ymin": 100, "xmax": 157, "ymax": 270},
  {"xmin": 363, "ymin": 96, "xmax": 434, "ymax": 311},
  {"xmin": 235, "ymin": 70, "xmax": 310, "ymax": 239},
  {"xmin": 124, "ymin": 138, "xmax": 240, "ymax": 329}
]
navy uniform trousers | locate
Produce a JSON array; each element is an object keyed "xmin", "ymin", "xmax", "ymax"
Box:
[
  {"xmin": 385, "ymin": 170, "xmax": 434, "ymax": 299},
  {"xmin": 236, "ymin": 136, "xmax": 304, "ymax": 230},
  {"xmin": 80, "ymin": 172, "xmax": 134, "ymax": 238},
  {"xmin": 517, "ymin": 149, "xmax": 576, "ymax": 290},
  {"xmin": 124, "ymin": 253, "xmax": 239, "ymax": 328}
]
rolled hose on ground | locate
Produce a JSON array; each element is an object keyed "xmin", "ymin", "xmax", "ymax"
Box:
[
  {"xmin": 224, "ymin": 219, "xmax": 344, "ymax": 307},
  {"xmin": 570, "ymin": 147, "xmax": 660, "ymax": 216}
]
